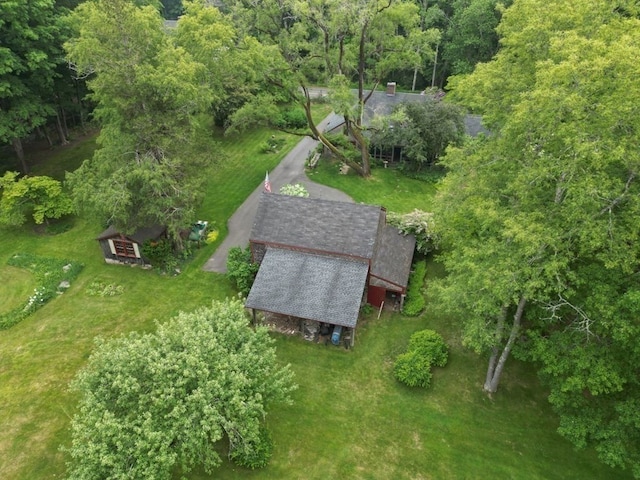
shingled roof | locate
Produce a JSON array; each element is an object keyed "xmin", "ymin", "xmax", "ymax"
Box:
[
  {"xmin": 370, "ymin": 226, "xmax": 416, "ymax": 291},
  {"xmin": 245, "ymin": 248, "xmax": 369, "ymax": 328},
  {"xmin": 96, "ymin": 225, "xmax": 166, "ymax": 244},
  {"xmin": 250, "ymin": 194, "xmax": 383, "ymax": 260}
]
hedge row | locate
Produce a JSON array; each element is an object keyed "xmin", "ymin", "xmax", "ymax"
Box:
[{"xmin": 402, "ymin": 259, "xmax": 426, "ymax": 316}]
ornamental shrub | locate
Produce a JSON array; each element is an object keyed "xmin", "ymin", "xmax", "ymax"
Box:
[
  {"xmin": 279, "ymin": 183, "xmax": 309, "ymax": 197},
  {"xmin": 408, "ymin": 329, "xmax": 448, "ymax": 367},
  {"xmin": 227, "ymin": 246, "xmax": 260, "ymax": 296},
  {"xmin": 386, "ymin": 209, "xmax": 437, "ymax": 254},
  {"xmin": 394, "ymin": 350, "xmax": 433, "ymax": 388},
  {"xmin": 394, "ymin": 329, "xmax": 448, "ymax": 388},
  {"xmin": 402, "ymin": 260, "xmax": 426, "ymax": 316}
]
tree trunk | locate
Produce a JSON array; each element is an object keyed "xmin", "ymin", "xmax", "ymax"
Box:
[
  {"xmin": 61, "ymin": 106, "xmax": 70, "ymax": 139},
  {"xmin": 484, "ymin": 297, "xmax": 526, "ymax": 393},
  {"xmin": 484, "ymin": 306, "xmax": 507, "ymax": 389},
  {"xmin": 12, "ymin": 137, "xmax": 28, "ymax": 174},
  {"xmin": 431, "ymin": 42, "xmax": 439, "ymax": 88},
  {"xmin": 55, "ymin": 111, "xmax": 69, "ymax": 145},
  {"xmin": 300, "ymin": 91, "xmax": 365, "ymax": 176},
  {"xmin": 349, "ymin": 120, "xmax": 371, "ymax": 177},
  {"xmin": 37, "ymin": 125, "xmax": 53, "ymax": 147},
  {"xmin": 74, "ymin": 78, "xmax": 87, "ymax": 133},
  {"xmin": 357, "ymin": 21, "xmax": 368, "ymax": 110}
]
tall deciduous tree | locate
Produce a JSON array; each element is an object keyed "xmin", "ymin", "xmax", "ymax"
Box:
[
  {"xmin": 0, "ymin": 0, "xmax": 61, "ymax": 173},
  {"xmin": 370, "ymin": 97, "xmax": 465, "ymax": 170},
  {"xmin": 175, "ymin": 0, "xmax": 280, "ymax": 127},
  {"xmin": 442, "ymin": 0, "xmax": 510, "ymax": 76},
  {"xmin": 65, "ymin": 0, "xmax": 212, "ymax": 242},
  {"xmin": 64, "ymin": 299, "xmax": 296, "ymax": 479},
  {"xmin": 225, "ymin": 0, "xmax": 438, "ymax": 177},
  {"xmin": 434, "ymin": 0, "xmax": 640, "ymax": 475}
]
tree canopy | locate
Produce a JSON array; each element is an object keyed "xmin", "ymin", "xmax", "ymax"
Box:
[
  {"xmin": 370, "ymin": 98, "xmax": 465, "ymax": 170},
  {"xmin": 223, "ymin": 0, "xmax": 439, "ymax": 177},
  {"xmin": 434, "ymin": 0, "xmax": 640, "ymax": 475},
  {"xmin": 65, "ymin": 298, "xmax": 296, "ymax": 479},
  {"xmin": 0, "ymin": 0, "xmax": 64, "ymax": 172},
  {"xmin": 65, "ymin": 0, "xmax": 213, "ymax": 242},
  {"xmin": 0, "ymin": 171, "xmax": 73, "ymax": 226}
]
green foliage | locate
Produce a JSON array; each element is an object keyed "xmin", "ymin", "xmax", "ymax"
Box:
[
  {"xmin": 360, "ymin": 303, "xmax": 374, "ymax": 316},
  {"xmin": 279, "ymin": 183, "xmax": 309, "ymax": 198},
  {"xmin": 394, "ymin": 350, "xmax": 433, "ymax": 388},
  {"xmin": 65, "ymin": 0, "xmax": 213, "ymax": 242},
  {"xmin": 226, "ymin": 246, "xmax": 259, "ymax": 296},
  {"xmin": 85, "ymin": 281, "xmax": 124, "ymax": 297},
  {"xmin": 387, "ymin": 209, "xmax": 436, "ymax": 254},
  {"xmin": 408, "ymin": 329, "xmax": 449, "ymax": 367},
  {"xmin": 160, "ymin": 0, "xmax": 183, "ymax": 19},
  {"xmin": 0, "ymin": 133, "xmax": 629, "ymax": 480},
  {"xmin": 443, "ymin": 0, "xmax": 510, "ymax": 75},
  {"xmin": 0, "ymin": 253, "xmax": 82, "ymax": 329},
  {"xmin": 140, "ymin": 238, "xmax": 174, "ymax": 268},
  {"xmin": 402, "ymin": 260, "xmax": 426, "ymax": 317},
  {"xmin": 260, "ymin": 136, "xmax": 286, "ymax": 154},
  {"xmin": 437, "ymin": 0, "xmax": 640, "ymax": 474},
  {"xmin": 0, "ymin": 171, "xmax": 73, "ymax": 227},
  {"xmin": 274, "ymin": 108, "xmax": 308, "ymax": 130},
  {"xmin": 0, "ymin": 0, "xmax": 62, "ymax": 168},
  {"xmin": 370, "ymin": 99, "xmax": 465, "ymax": 170},
  {"xmin": 64, "ymin": 298, "xmax": 296, "ymax": 479},
  {"xmin": 229, "ymin": 425, "xmax": 274, "ymax": 469},
  {"xmin": 394, "ymin": 329, "xmax": 448, "ymax": 388}
]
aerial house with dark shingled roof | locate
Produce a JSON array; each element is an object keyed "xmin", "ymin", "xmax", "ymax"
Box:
[{"xmin": 245, "ymin": 193, "xmax": 416, "ymax": 346}]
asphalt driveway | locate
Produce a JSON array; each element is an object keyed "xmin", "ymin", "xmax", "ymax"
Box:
[{"xmin": 202, "ymin": 113, "xmax": 352, "ymax": 273}]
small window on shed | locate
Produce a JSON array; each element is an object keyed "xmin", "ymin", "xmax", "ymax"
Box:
[{"xmin": 113, "ymin": 239, "xmax": 137, "ymax": 258}]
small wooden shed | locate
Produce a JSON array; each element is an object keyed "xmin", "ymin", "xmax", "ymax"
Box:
[{"xmin": 96, "ymin": 225, "xmax": 167, "ymax": 266}]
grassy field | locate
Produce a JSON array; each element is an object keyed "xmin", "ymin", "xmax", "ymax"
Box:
[{"xmin": 0, "ymin": 120, "xmax": 629, "ymax": 479}]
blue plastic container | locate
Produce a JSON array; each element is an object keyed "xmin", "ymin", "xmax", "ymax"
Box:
[{"xmin": 331, "ymin": 325, "xmax": 343, "ymax": 345}]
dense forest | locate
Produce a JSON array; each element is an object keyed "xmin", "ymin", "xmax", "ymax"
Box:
[{"xmin": 1, "ymin": 0, "xmax": 508, "ymax": 174}]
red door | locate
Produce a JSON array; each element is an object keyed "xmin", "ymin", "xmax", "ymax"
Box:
[{"xmin": 367, "ymin": 285, "xmax": 386, "ymax": 308}]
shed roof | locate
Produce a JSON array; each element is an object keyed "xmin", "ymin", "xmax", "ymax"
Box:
[
  {"xmin": 250, "ymin": 194, "xmax": 383, "ymax": 260},
  {"xmin": 96, "ymin": 225, "xmax": 166, "ymax": 244},
  {"xmin": 245, "ymin": 248, "xmax": 368, "ymax": 328},
  {"xmin": 370, "ymin": 226, "xmax": 416, "ymax": 292}
]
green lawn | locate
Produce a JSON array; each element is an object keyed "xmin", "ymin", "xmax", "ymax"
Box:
[
  {"xmin": 0, "ymin": 121, "xmax": 630, "ymax": 480},
  {"xmin": 308, "ymin": 159, "xmax": 438, "ymax": 212}
]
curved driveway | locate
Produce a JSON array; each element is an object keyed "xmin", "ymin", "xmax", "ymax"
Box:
[{"xmin": 202, "ymin": 113, "xmax": 352, "ymax": 273}]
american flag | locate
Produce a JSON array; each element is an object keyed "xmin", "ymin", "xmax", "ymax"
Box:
[{"xmin": 264, "ymin": 171, "xmax": 272, "ymax": 193}]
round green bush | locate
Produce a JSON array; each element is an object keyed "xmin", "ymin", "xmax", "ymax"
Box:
[
  {"xmin": 408, "ymin": 329, "xmax": 448, "ymax": 367},
  {"xmin": 394, "ymin": 351, "xmax": 433, "ymax": 388},
  {"xmin": 393, "ymin": 329, "xmax": 449, "ymax": 388}
]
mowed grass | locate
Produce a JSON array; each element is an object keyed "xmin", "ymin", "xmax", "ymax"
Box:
[
  {"xmin": 0, "ymin": 266, "xmax": 37, "ymax": 313},
  {"xmin": 308, "ymin": 159, "xmax": 438, "ymax": 212},
  {"xmin": 0, "ymin": 116, "xmax": 630, "ymax": 479}
]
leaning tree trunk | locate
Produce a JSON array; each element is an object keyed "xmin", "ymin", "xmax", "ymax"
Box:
[
  {"xmin": 12, "ymin": 137, "xmax": 28, "ymax": 174},
  {"xmin": 300, "ymin": 88, "xmax": 365, "ymax": 177},
  {"xmin": 347, "ymin": 118, "xmax": 371, "ymax": 177},
  {"xmin": 484, "ymin": 296, "xmax": 527, "ymax": 393}
]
